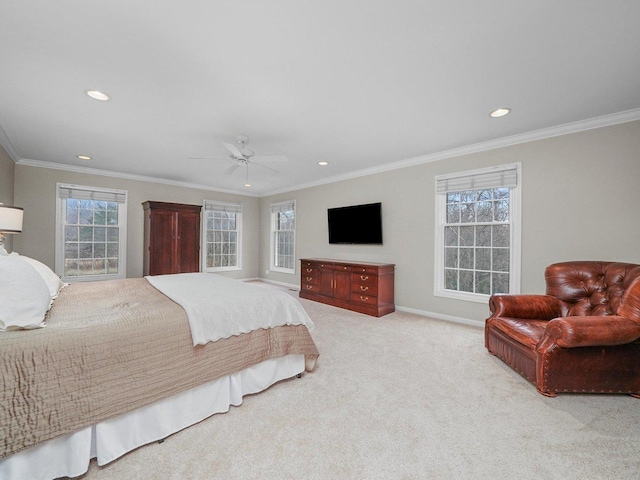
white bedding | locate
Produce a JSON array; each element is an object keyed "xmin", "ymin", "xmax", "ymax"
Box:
[{"xmin": 146, "ymin": 273, "xmax": 314, "ymax": 345}]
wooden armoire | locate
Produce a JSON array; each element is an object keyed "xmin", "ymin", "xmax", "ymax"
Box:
[{"xmin": 142, "ymin": 201, "xmax": 201, "ymax": 276}]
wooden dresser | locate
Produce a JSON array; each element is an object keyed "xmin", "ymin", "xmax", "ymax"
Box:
[
  {"xmin": 143, "ymin": 201, "xmax": 201, "ymax": 276},
  {"xmin": 299, "ymin": 258, "xmax": 395, "ymax": 317}
]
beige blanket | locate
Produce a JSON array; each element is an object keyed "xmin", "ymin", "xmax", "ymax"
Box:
[{"xmin": 0, "ymin": 278, "xmax": 319, "ymax": 459}]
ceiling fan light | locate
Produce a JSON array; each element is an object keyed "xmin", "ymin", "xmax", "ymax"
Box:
[{"xmin": 490, "ymin": 107, "xmax": 511, "ymax": 118}]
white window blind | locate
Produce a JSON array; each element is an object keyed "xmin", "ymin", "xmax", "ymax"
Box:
[
  {"xmin": 270, "ymin": 200, "xmax": 295, "ymax": 213},
  {"xmin": 58, "ymin": 186, "xmax": 127, "ymax": 203},
  {"xmin": 436, "ymin": 165, "xmax": 518, "ymax": 194},
  {"xmin": 204, "ymin": 200, "xmax": 243, "ymax": 213}
]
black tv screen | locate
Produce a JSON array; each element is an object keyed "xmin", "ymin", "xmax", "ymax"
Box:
[{"xmin": 328, "ymin": 202, "xmax": 383, "ymax": 245}]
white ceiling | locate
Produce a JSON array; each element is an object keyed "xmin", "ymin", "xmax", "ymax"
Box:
[{"xmin": 1, "ymin": 1, "xmax": 640, "ymax": 196}]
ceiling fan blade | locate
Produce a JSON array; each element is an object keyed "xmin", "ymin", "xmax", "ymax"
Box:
[
  {"xmin": 225, "ymin": 163, "xmax": 241, "ymax": 175},
  {"xmin": 223, "ymin": 142, "xmax": 245, "ymax": 159},
  {"xmin": 252, "ymin": 155, "xmax": 288, "ymax": 163},
  {"xmin": 251, "ymin": 161, "xmax": 279, "ymax": 176},
  {"xmin": 187, "ymin": 156, "xmax": 227, "ymax": 161}
]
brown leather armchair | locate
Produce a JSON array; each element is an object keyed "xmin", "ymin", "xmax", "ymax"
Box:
[{"xmin": 485, "ymin": 261, "xmax": 640, "ymax": 397}]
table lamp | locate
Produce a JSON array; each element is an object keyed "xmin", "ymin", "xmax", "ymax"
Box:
[{"xmin": 0, "ymin": 203, "xmax": 23, "ymax": 256}]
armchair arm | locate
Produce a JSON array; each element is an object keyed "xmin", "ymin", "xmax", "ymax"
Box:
[
  {"xmin": 542, "ymin": 316, "xmax": 640, "ymax": 348},
  {"xmin": 489, "ymin": 294, "xmax": 563, "ymax": 320}
]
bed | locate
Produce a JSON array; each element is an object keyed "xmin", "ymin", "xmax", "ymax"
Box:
[{"xmin": 0, "ymin": 254, "xmax": 318, "ymax": 480}]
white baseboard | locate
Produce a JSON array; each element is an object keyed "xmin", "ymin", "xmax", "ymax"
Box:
[{"xmin": 395, "ymin": 305, "xmax": 484, "ymax": 328}]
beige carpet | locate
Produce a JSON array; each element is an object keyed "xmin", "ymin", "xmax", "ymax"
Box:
[{"xmin": 76, "ymin": 285, "xmax": 640, "ymax": 480}]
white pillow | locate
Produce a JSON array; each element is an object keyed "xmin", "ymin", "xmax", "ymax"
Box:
[
  {"xmin": 10, "ymin": 252, "xmax": 64, "ymax": 300},
  {"xmin": 0, "ymin": 255, "xmax": 51, "ymax": 330}
]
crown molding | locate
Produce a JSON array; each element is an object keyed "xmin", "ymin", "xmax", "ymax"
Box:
[
  {"xmin": 262, "ymin": 108, "xmax": 640, "ymax": 196},
  {"xmin": 15, "ymin": 158, "xmax": 261, "ymax": 197},
  {"xmin": 0, "ymin": 124, "xmax": 20, "ymax": 162}
]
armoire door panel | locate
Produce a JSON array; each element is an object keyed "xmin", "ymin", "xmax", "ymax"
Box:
[
  {"xmin": 149, "ymin": 211, "xmax": 177, "ymax": 275},
  {"xmin": 177, "ymin": 211, "xmax": 201, "ymax": 273}
]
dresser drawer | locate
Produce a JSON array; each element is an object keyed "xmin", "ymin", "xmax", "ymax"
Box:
[
  {"xmin": 301, "ymin": 273, "xmax": 319, "ymax": 285},
  {"xmin": 352, "ymin": 282, "xmax": 377, "ymax": 295},
  {"xmin": 352, "ymin": 272, "xmax": 378, "ymax": 286},
  {"xmin": 301, "ymin": 283, "xmax": 320, "ymax": 294},
  {"xmin": 301, "ymin": 265, "xmax": 318, "ymax": 275},
  {"xmin": 351, "ymin": 292, "xmax": 378, "ymax": 306},
  {"xmin": 351, "ymin": 265, "xmax": 380, "ymax": 275},
  {"xmin": 328, "ymin": 263, "xmax": 352, "ymax": 272}
]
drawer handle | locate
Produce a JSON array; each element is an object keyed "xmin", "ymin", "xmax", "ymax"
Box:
[
  {"xmin": 306, "ymin": 276, "xmax": 313, "ymax": 281},
  {"xmin": 360, "ymin": 275, "xmax": 369, "ymax": 281},
  {"xmin": 360, "ymin": 295, "xmax": 369, "ymax": 302},
  {"xmin": 306, "ymin": 285, "xmax": 313, "ymax": 290},
  {"xmin": 360, "ymin": 285, "xmax": 368, "ymax": 292},
  {"xmin": 306, "ymin": 268, "xmax": 312, "ymax": 273}
]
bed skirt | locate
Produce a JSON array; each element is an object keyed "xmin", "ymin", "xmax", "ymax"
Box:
[{"xmin": 0, "ymin": 354, "xmax": 305, "ymax": 480}]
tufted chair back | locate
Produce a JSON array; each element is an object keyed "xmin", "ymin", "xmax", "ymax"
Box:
[{"xmin": 545, "ymin": 261, "xmax": 640, "ymax": 317}]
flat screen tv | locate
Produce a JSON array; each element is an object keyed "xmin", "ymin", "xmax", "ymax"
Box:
[{"xmin": 328, "ymin": 202, "xmax": 383, "ymax": 245}]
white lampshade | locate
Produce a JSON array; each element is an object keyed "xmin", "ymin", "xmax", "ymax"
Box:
[{"xmin": 0, "ymin": 204, "xmax": 23, "ymax": 233}]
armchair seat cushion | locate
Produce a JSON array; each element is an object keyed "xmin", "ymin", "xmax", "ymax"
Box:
[{"xmin": 489, "ymin": 318, "xmax": 548, "ymax": 349}]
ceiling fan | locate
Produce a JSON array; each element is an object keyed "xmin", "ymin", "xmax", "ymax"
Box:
[{"xmin": 189, "ymin": 135, "xmax": 287, "ymax": 184}]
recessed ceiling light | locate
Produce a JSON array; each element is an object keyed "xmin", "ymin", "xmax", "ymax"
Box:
[
  {"xmin": 244, "ymin": 183, "xmax": 252, "ymax": 187},
  {"xmin": 85, "ymin": 90, "xmax": 110, "ymax": 101},
  {"xmin": 490, "ymin": 108, "xmax": 511, "ymax": 118},
  {"xmin": 318, "ymin": 161, "xmax": 329, "ymax": 166},
  {"xmin": 77, "ymin": 155, "xmax": 92, "ymax": 160}
]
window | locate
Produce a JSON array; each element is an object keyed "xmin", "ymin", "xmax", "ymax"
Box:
[
  {"xmin": 202, "ymin": 200, "xmax": 242, "ymax": 271},
  {"xmin": 55, "ymin": 183, "xmax": 127, "ymax": 282},
  {"xmin": 270, "ymin": 200, "xmax": 296, "ymax": 274},
  {"xmin": 434, "ymin": 163, "xmax": 521, "ymax": 302}
]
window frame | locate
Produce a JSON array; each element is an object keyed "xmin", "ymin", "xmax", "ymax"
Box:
[
  {"xmin": 270, "ymin": 200, "xmax": 296, "ymax": 275},
  {"xmin": 55, "ymin": 183, "xmax": 128, "ymax": 283},
  {"xmin": 201, "ymin": 200, "xmax": 243, "ymax": 272},
  {"xmin": 433, "ymin": 163, "xmax": 521, "ymax": 303}
]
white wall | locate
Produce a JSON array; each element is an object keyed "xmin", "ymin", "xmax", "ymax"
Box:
[
  {"xmin": 260, "ymin": 120, "xmax": 640, "ymax": 322},
  {"xmin": 0, "ymin": 144, "xmax": 16, "ymax": 252},
  {"xmin": 13, "ymin": 166, "xmax": 261, "ymax": 279}
]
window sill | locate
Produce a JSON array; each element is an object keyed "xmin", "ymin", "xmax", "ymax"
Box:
[
  {"xmin": 204, "ymin": 266, "xmax": 241, "ymax": 272},
  {"xmin": 62, "ymin": 273, "xmax": 126, "ymax": 283},
  {"xmin": 270, "ymin": 267, "xmax": 295, "ymax": 275},
  {"xmin": 434, "ymin": 288, "xmax": 491, "ymax": 304}
]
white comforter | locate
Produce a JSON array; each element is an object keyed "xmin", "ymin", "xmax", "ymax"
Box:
[{"xmin": 146, "ymin": 273, "xmax": 314, "ymax": 345}]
